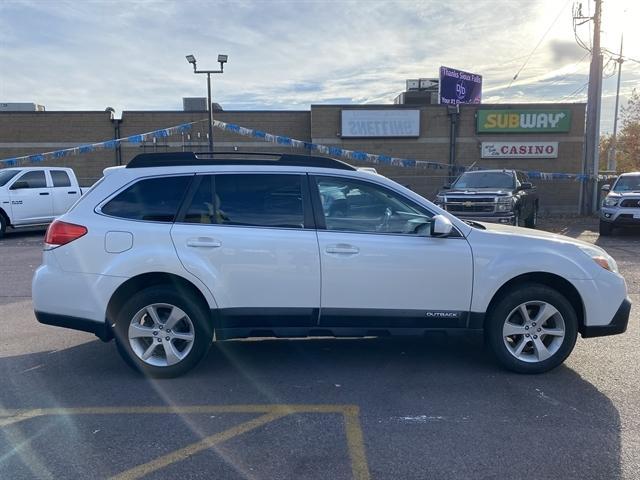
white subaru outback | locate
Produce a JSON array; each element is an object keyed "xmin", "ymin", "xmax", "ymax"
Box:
[{"xmin": 32, "ymin": 152, "xmax": 631, "ymax": 377}]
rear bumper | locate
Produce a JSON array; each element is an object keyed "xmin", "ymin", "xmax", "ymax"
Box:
[
  {"xmin": 35, "ymin": 311, "xmax": 112, "ymax": 342},
  {"xmin": 581, "ymin": 298, "xmax": 631, "ymax": 338}
]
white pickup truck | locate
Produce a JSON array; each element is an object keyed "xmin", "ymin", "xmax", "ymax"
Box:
[{"xmin": 0, "ymin": 167, "xmax": 84, "ymax": 238}]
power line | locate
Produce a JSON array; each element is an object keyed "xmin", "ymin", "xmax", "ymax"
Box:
[
  {"xmin": 507, "ymin": 0, "xmax": 572, "ymax": 88},
  {"xmin": 547, "ymin": 51, "xmax": 590, "ymax": 86},
  {"xmin": 560, "ymin": 81, "xmax": 589, "ymax": 101}
]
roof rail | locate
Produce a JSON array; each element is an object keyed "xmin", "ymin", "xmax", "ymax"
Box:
[{"xmin": 125, "ymin": 151, "xmax": 356, "ymax": 171}]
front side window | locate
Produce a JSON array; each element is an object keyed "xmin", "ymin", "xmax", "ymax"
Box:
[
  {"xmin": 613, "ymin": 175, "xmax": 640, "ymax": 193},
  {"xmin": 13, "ymin": 170, "xmax": 47, "ymax": 189},
  {"xmin": 51, "ymin": 170, "xmax": 71, "ymax": 187},
  {"xmin": 101, "ymin": 176, "xmax": 191, "ymax": 222},
  {"xmin": 315, "ymin": 176, "xmax": 432, "ymax": 234},
  {"xmin": 182, "ymin": 174, "xmax": 305, "ymax": 229},
  {"xmin": 453, "ymin": 172, "xmax": 515, "ymax": 189},
  {"xmin": 0, "ymin": 170, "xmax": 20, "ymax": 187}
]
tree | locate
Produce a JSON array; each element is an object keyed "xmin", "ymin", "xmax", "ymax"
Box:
[{"xmin": 600, "ymin": 88, "xmax": 640, "ymax": 173}]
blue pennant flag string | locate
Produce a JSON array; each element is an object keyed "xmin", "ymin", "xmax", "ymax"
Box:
[{"xmin": 0, "ymin": 117, "xmax": 616, "ymax": 182}]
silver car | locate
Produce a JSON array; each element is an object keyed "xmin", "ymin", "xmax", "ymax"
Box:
[{"xmin": 600, "ymin": 172, "xmax": 640, "ymax": 235}]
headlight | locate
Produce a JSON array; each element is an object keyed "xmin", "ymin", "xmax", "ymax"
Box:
[
  {"xmin": 602, "ymin": 196, "xmax": 618, "ymax": 207},
  {"xmin": 496, "ymin": 196, "xmax": 513, "ymax": 212},
  {"xmin": 577, "ymin": 244, "xmax": 619, "ymax": 273}
]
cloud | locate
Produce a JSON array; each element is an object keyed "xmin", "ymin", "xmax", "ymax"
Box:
[
  {"xmin": 0, "ymin": 0, "xmax": 638, "ymax": 134},
  {"xmin": 549, "ymin": 40, "xmax": 587, "ymax": 64}
]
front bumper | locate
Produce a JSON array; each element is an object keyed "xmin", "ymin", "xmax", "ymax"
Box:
[
  {"xmin": 451, "ymin": 213, "xmax": 515, "ymax": 225},
  {"xmin": 581, "ymin": 298, "xmax": 631, "ymax": 338},
  {"xmin": 600, "ymin": 206, "xmax": 640, "ymax": 226}
]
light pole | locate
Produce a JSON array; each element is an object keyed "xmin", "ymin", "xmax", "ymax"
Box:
[{"xmin": 186, "ymin": 54, "xmax": 228, "ymax": 152}]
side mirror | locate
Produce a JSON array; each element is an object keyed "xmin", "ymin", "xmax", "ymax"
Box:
[
  {"xmin": 521, "ymin": 182, "xmax": 533, "ymax": 190},
  {"xmin": 601, "ymin": 184, "xmax": 610, "ymax": 192},
  {"xmin": 430, "ymin": 214, "xmax": 453, "ymax": 237},
  {"xmin": 10, "ymin": 181, "xmax": 29, "ymax": 190},
  {"xmin": 442, "ymin": 184, "xmax": 451, "ymax": 190}
]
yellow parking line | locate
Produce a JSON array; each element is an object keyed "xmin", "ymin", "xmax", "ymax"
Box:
[
  {"xmin": 109, "ymin": 410, "xmax": 287, "ymax": 480},
  {"xmin": 0, "ymin": 404, "xmax": 351, "ymax": 418},
  {"xmin": 0, "ymin": 410, "xmax": 43, "ymax": 428},
  {"xmin": 343, "ymin": 406, "xmax": 371, "ymax": 480},
  {"xmin": 0, "ymin": 404, "xmax": 370, "ymax": 479}
]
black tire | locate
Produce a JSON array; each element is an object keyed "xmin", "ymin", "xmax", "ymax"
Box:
[
  {"xmin": 599, "ymin": 220, "xmax": 613, "ymax": 236},
  {"xmin": 0, "ymin": 213, "xmax": 6, "ymax": 239},
  {"xmin": 512, "ymin": 210, "xmax": 520, "ymax": 227},
  {"xmin": 485, "ymin": 283, "xmax": 578, "ymax": 374},
  {"xmin": 524, "ymin": 205, "xmax": 538, "ymax": 229},
  {"xmin": 114, "ymin": 285, "xmax": 213, "ymax": 378}
]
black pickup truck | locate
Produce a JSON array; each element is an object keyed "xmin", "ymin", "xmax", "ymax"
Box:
[{"xmin": 435, "ymin": 169, "xmax": 539, "ymax": 228}]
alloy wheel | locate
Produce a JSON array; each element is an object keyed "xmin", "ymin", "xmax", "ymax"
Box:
[
  {"xmin": 502, "ymin": 300, "xmax": 565, "ymax": 363},
  {"xmin": 128, "ymin": 303, "xmax": 195, "ymax": 367}
]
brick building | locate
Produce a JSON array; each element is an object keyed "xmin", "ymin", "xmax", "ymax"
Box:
[{"xmin": 0, "ymin": 103, "xmax": 585, "ymax": 214}]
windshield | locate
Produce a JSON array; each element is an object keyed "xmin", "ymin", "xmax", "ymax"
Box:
[
  {"xmin": 613, "ymin": 175, "xmax": 640, "ymax": 192},
  {"xmin": 453, "ymin": 171, "xmax": 514, "ymax": 189},
  {"xmin": 0, "ymin": 169, "xmax": 20, "ymax": 187}
]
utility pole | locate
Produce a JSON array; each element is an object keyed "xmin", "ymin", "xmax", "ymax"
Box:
[
  {"xmin": 608, "ymin": 35, "xmax": 624, "ymax": 172},
  {"xmin": 582, "ymin": 0, "xmax": 603, "ymax": 214}
]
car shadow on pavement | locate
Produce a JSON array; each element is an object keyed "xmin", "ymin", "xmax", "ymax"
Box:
[{"xmin": 0, "ymin": 334, "xmax": 622, "ymax": 479}]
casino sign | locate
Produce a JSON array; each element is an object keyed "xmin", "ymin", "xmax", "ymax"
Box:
[{"xmin": 481, "ymin": 142, "xmax": 559, "ymax": 159}]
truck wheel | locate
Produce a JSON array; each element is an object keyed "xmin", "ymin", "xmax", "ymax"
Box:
[
  {"xmin": 114, "ymin": 285, "xmax": 213, "ymax": 378},
  {"xmin": 0, "ymin": 214, "xmax": 6, "ymax": 238},
  {"xmin": 485, "ymin": 283, "xmax": 578, "ymax": 374},
  {"xmin": 524, "ymin": 205, "xmax": 538, "ymax": 229},
  {"xmin": 599, "ymin": 220, "xmax": 613, "ymax": 236}
]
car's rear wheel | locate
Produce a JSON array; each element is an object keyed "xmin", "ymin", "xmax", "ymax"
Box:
[
  {"xmin": 114, "ymin": 286, "xmax": 213, "ymax": 378},
  {"xmin": 485, "ymin": 283, "xmax": 578, "ymax": 374},
  {"xmin": 0, "ymin": 213, "xmax": 6, "ymax": 238},
  {"xmin": 599, "ymin": 220, "xmax": 613, "ymax": 236}
]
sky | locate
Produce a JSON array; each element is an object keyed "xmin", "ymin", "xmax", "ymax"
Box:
[{"xmin": 0, "ymin": 0, "xmax": 638, "ymax": 134}]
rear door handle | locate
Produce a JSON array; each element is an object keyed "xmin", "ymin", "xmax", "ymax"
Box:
[
  {"xmin": 186, "ymin": 237, "xmax": 222, "ymax": 248},
  {"xmin": 68, "ymin": 191, "xmax": 77, "ymax": 194},
  {"xmin": 325, "ymin": 244, "xmax": 359, "ymax": 255},
  {"xmin": 39, "ymin": 192, "xmax": 50, "ymax": 196}
]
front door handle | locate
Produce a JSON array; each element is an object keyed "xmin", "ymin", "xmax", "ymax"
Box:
[
  {"xmin": 39, "ymin": 192, "xmax": 50, "ymax": 196},
  {"xmin": 186, "ymin": 237, "xmax": 222, "ymax": 248},
  {"xmin": 325, "ymin": 244, "xmax": 359, "ymax": 255}
]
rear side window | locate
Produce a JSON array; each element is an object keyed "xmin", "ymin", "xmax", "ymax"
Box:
[
  {"xmin": 182, "ymin": 174, "xmax": 305, "ymax": 229},
  {"xmin": 51, "ymin": 170, "xmax": 71, "ymax": 187},
  {"xmin": 101, "ymin": 176, "xmax": 191, "ymax": 222},
  {"xmin": 15, "ymin": 170, "xmax": 47, "ymax": 188}
]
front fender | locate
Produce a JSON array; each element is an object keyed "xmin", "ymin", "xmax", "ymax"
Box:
[{"xmin": 469, "ymin": 230, "xmax": 594, "ymax": 313}]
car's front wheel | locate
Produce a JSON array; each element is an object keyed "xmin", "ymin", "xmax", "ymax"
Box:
[
  {"xmin": 0, "ymin": 214, "xmax": 6, "ymax": 238},
  {"xmin": 599, "ymin": 220, "xmax": 613, "ymax": 236},
  {"xmin": 114, "ymin": 286, "xmax": 213, "ymax": 378},
  {"xmin": 485, "ymin": 283, "xmax": 578, "ymax": 374},
  {"xmin": 524, "ymin": 205, "xmax": 538, "ymax": 228}
]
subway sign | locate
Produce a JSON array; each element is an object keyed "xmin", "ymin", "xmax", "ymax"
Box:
[{"xmin": 477, "ymin": 109, "xmax": 571, "ymax": 133}]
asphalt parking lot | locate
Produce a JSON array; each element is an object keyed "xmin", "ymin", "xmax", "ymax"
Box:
[{"xmin": 0, "ymin": 219, "xmax": 638, "ymax": 480}]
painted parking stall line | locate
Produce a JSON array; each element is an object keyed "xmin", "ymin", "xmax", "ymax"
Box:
[{"xmin": 0, "ymin": 404, "xmax": 370, "ymax": 480}]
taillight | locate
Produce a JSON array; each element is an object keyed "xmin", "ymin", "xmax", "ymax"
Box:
[{"xmin": 44, "ymin": 220, "xmax": 88, "ymax": 248}]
